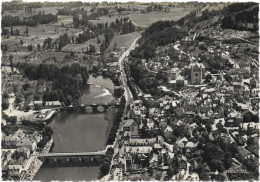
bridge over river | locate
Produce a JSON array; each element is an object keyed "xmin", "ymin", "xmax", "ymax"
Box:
[
  {"xmin": 34, "ymin": 150, "xmax": 106, "ymax": 158},
  {"xmin": 54, "ymin": 102, "xmax": 120, "ymax": 113},
  {"xmin": 34, "ymin": 150, "xmax": 106, "ymax": 164}
]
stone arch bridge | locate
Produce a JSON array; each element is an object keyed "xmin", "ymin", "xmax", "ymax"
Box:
[
  {"xmin": 55, "ymin": 103, "xmax": 119, "ymax": 113},
  {"xmin": 34, "ymin": 151, "xmax": 106, "ymax": 166}
]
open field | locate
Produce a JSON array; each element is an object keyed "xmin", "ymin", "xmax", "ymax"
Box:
[
  {"xmin": 207, "ymin": 3, "xmax": 226, "ymax": 11},
  {"xmin": 119, "ymin": 3, "xmax": 149, "ymax": 9},
  {"xmin": 130, "ymin": 8, "xmax": 195, "ymax": 27},
  {"xmin": 2, "ymin": 24, "xmax": 82, "ymax": 51},
  {"xmin": 106, "ymin": 32, "xmax": 141, "ymax": 52},
  {"xmin": 2, "ymin": 52, "xmax": 32, "ymax": 65},
  {"xmin": 90, "ymin": 7, "xmax": 195, "ymax": 27},
  {"xmin": 97, "ymin": 3, "xmax": 149, "ymax": 9},
  {"xmin": 89, "ymin": 14, "xmax": 127, "ymax": 25},
  {"xmin": 52, "ymin": 15, "xmax": 73, "ymax": 26},
  {"xmin": 62, "ymin": 35, "xmax": 105, "ymax": 53},
  {"xmin": 3, "ymin": 6, "xmax": 58, "ymax": 18}
]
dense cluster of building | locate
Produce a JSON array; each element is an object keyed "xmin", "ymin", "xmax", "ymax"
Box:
[
  {"xmin": 108, "ymin": 26, "xmax": 259, "ymax": 180},
  {"xmin": 1, "ymin": 130, "xmax": 44, "ymax": 180}
]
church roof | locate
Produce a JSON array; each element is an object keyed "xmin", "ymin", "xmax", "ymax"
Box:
[{"xmin": 188, "ymin": 62, "xmax": 205, "ymax": 69}]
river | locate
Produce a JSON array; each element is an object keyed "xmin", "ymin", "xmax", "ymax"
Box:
[{"xmin": 34, "ymin": 75, "xmax": 115, "ymax": 181}]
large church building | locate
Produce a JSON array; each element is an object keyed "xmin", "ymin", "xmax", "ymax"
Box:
[{"xmin": 189, "ymin": 62, "xmax": 205, "ymax": 85}]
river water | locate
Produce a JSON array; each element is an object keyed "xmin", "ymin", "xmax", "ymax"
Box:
[{"xmin": 34, "ymin": 75, "xmax": 115, "ymax": 181}]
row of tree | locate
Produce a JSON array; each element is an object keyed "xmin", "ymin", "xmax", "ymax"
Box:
[
  {"xmin": 2, "ymin": 13, "xmax": 58, "ymax": 28},
  {"xmin": 106, "ymin": 96, "xmax": 126, "ymax": 145},
  {"xmin": 100, "ymin": 147, "xmax": 114, "ymax": 176},
  {"xmin": 100, "ymin": 28, "xmax": 115, "ymax": 54},
  {"xmin": 37, "ymin": 126, "xmax": 54, "ymax": 149},
  {"xmin": 21, "ymin": 119, "xmax": 45, "ymax": 129}
]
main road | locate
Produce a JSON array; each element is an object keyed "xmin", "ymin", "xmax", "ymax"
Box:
[
  {"xmin": 111, "ymin": 36, "xmax": 141, "ymax": 150},
  {"xmin": 100, "ymin": 37, "xmax": 142, "ymax": 181},
  {"xmin": 119, "ymin": 36, "xmax": 141, "ymax": 104}
]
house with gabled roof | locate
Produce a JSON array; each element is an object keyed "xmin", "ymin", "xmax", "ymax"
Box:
[{"xmin": 123, "ymin": 119, "xmax": 138, "ymax": 137}]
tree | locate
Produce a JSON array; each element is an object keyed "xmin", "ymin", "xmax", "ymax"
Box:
[
  {"xmin": 97, "ymin": 38, "xmax": 101, "ymax": 44},
  {"xmin": 224, "ymin": 73, "xmax": 232, "ymax": 82},
  {"xmin": 113, "ymin": 42, "xmax": 117, "ymax": 50},
  {"xmin": 89, "ymin": 44, "xmax": 96, "ymax": 53},
  {"xmin": 216, "ymin": 122, "xmax": 224, "ymax": 130},
  {"xmin": 106, "ymin": 147, "xmax": 114, "ymax": 155},
  {"xmin": 193, "ymin": 115, "xmax": 202, "ymax": 125},
  {"xmin": 243, "ymin": 113, "xmax": 252, "ymax": 123},
  {"xmin": 23, "ymin": 83, "xmax": 30, "ymax": 90},
  {"xmin": 229, "ymin": 142, "xmax": 238, "ymax": 155},
  {"xmin": 244, "ymin": 159, "xmax": 255, "ymax": 171},
  {"xmin": 224, "ymin": 152, "xmax": 232, "ymax": 169},
  {"xmin": 205, "ymin": 123, "xmax": 212, "ymax": 132},
  {"xmin": 44, "ymin": 126, "xmax": 53, "ymax": 137},
  {"xmin": 34, "ymin": 94, "xmax": 42, "ymax": 101},
  {"xmin": 2, "ymin": 93, "xmax": 9, "ymax": 99},
  {"xmin": 34, "ymin": 104, "xmax": 41, "ymax": 111},
  {"xmin": 200, "ymin": 169, "xmax": 210, "ymax": 181},
  {"xmin": 15, "ymin": 95, "xmax": 23, "ymax": 104},
  {"xmin": 102, "ymin": 156, "xmax": 112, "ymax": 164},
  {"xmin": 155, "ymin": 173, "xmax": 161, "ymax": 180},
  {"xmin": 247, "ymin": 137, "xmax": 255, "ymax": 146},
  {"xmin": 6, "ymin": 116, "xmax": 17, "ymax": 125},
  {"xmin": 213, "ymin": 174, "xmax": 227, "ymax": 181},
  {"xmin": 9, "ymin": 55, "xmax": 13, "ymax": 72},
  {"xmin": 205, "ymin": 74, "xmax": 212, "ymax": 82},
  {"xmin": 25, "ymin": 105, "xmax": 31, "ymax": 111},
  {"xmin": 210, "ymin": 159, "xmax": 225, "ymax": 173},
  {"xmin": 167, "ymin": 166, "xmax": 174, "ymax": 178},
  {"xmin": 10, "ymin": 26, "xmax": 14, "ymax": 35},
  {"xmin": 251, "ymin": 114, "xmax": 259, "ymax": 123},
  {"xmin": 148, "ymin": 166, "xmax": 153, "ymax": 176},
  {"xmin": 2, "ymin": 99, "xmax": 9, "ymax": 110},
  {"xmin": 27, "ymin": 44, "xmax": 33, "ymax": 51},
  {"xmin": 26, "ymin": 28, "xmax": 29, "ymax": 36},
  {"xmin": 100, "ymin": 162, "xmax": 110, "ymax": 175}
]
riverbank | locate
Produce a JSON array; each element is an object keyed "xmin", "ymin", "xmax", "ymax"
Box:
[
  {"xmin": 33, "ymin": 166, "xmax": 100, "ymax": 181},
  {"xmin": 32, "ymin": 75, "xmax": 117, "ymax": 180}
]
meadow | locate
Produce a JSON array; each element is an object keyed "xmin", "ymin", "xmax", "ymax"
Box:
[
  {"xmin": 62, "ymin": 35, "xmax": 105, "ymax": 53},
  {"xmin": 89, "ymin": 14, "xmax": 127, "ymax": 25},
  {"xmin": 106, "ymin": 32, "xmax": 141, "ymax": 52},
  {"xmin": 90, "ymin": 7, "xmax": 196, "ymax": 27},
  {"xmin": 130, "ymin": 7, "xmax": 196, "ymax": 27},
  {"xmin": 3, "ymin": 6, "xmax": 58, "ymax": 18},
  {"xmin": 2, "ymin": 22, "xmax": 81, "ymax": 51}
]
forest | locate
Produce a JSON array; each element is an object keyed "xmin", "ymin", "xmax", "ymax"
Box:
[
  {"xmin": 130, "ymin": 20, "xmax": 188, "ymax": 59},
  {"xmin": 23, "ymin": 63, "xmax": 89, "ymax": 105},
  {"xmin": 221, "ymin": 3, "xmax": 258, "ymax": 31}
]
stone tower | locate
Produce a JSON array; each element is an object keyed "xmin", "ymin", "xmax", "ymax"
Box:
[{"xmin": 189, "ymin": 62, "xmax": 205, "ymax": 85}]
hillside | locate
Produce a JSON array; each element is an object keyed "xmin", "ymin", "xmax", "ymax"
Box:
[{"xmin": 221, "ymin": 2, "xmax": 259, "ymax": 31}]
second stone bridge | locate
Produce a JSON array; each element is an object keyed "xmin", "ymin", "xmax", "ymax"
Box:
[{"xmin": 56, "ymin": 102, "xmax": 120, "ymax": 113}]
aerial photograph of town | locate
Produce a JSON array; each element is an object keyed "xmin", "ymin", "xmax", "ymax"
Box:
[{"xmin": 0, "ymin": 0, "xmax": 259, "ymax": 181}]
